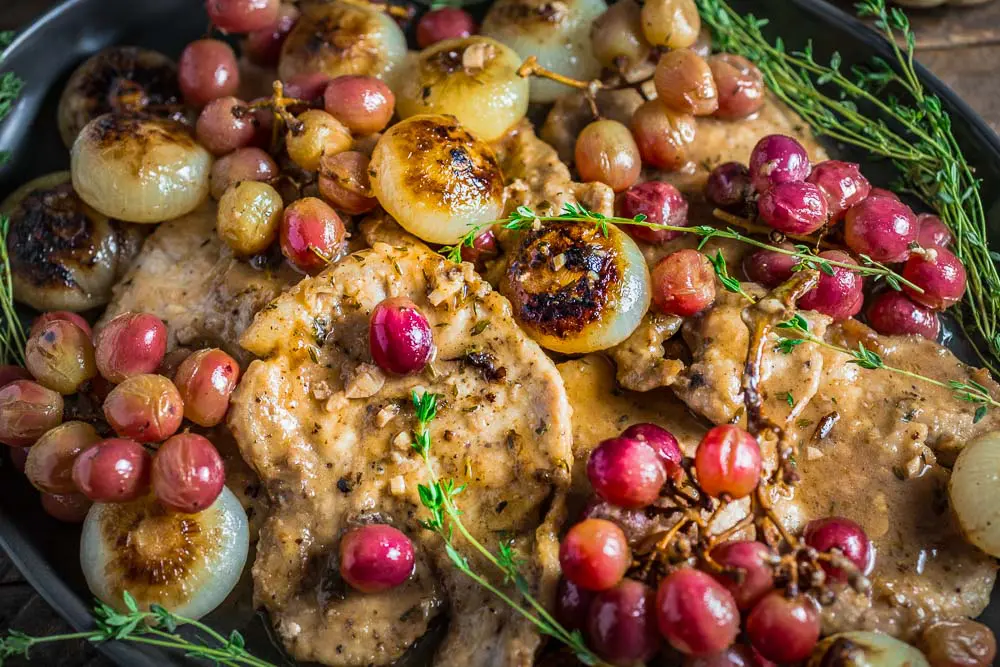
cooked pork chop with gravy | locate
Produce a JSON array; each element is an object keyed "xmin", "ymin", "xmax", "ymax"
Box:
[{"xmin": 228, "ymin": 238, "xmax": 573, "ymax": 666}]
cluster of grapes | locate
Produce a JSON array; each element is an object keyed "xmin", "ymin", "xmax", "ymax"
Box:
[
  {"xmin": 0, "ymin": 310, "xmax": 239, "ymax": 521},
  {"xmin": 553, "ymin": 422, "xmax": 873, "ymax": 665},
  {"xmin": 706, "ymin": 134, "xmax": 967, "ymax": 337},
  {"xmin": 179, "ymin": 0, "xmax": 482, "ymax": 276},
  {"xmin": 575, "ymin": 0, "xmax": 766, "ymax": 192}
]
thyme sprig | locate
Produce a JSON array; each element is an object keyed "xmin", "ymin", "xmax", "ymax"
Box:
[
  {"xmin": 0, "ymin": 214, "xmax": 26, "ymax": 365},
  {"xmin": 443, "ymin": 203, "xmax": 921, "ymax": 293},
  {"xmin": 0, "ymin": 592, "xmax": 276, "ymax": 667},
  {"xmin": 409, "ymin": 391, "xmax": 607, "ymax": 666},
  {"xmin": 775, "ymin": 314, "xmax": 999, "ymax": 422},
  {"xmin": 696, "ymin": 0, "xmax": 1000, "ymax": 375}
]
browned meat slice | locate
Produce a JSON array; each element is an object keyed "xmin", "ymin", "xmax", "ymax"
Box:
[
  {"xmin": 228, "ymin": 240, "xmax": 573, "ymax": 667},
  {"xmin": 658, "ymin": 286, "xmax": 998, "ymax": 639},
  {"xmin": 99, "ymin": 203, "xmax": 298, "ymax": 365},
  {"xmin": 606, "ymin": 312, "xmax": 686, "ymax": 392},
  {"xmin": 773, "ymin": 325, "xmax": 1000, "ymax": 640}
]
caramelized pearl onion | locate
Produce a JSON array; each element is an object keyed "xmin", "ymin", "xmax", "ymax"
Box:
[
  {"xmin": 369, "ymin": 115, "xmax": 504, "ymax": 244},
  {"xmin": 482, "ymin": 0, "xmax": 607, "ymax": 103},
  {"xmin": 80, "ymin": 489, "xmax": 248, "ymax": 620},
  {"xmin": 278, "ymin": 1, "xmax": 407, "ymax": 85},
  {"xmin": 71, "ymin": 114, "xmax": 211, "ymax": 224},
  {"xmin": 57, "ymin": 46, "xmax": 183, "ymax": 148},
  {"xmin": 1, "ymin": 172, "xmax": 145, "ymax": 312},
  {"xmin": 396, "ymin": 37, "xmax": 529, "ymax": 142},
  {"xmin": 500, "ymin": 221, "xmax": 650, "ymax": 354}
]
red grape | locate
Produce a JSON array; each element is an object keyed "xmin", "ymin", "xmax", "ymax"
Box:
[
  {"xmin": 206, "ymin": 0, "xmax": 280, "ymax": 32},
  {"xmin": 902, "ymin": 246, "xmax": 967, "ymax": 311},
  {"xmin": 587, "ymin": 437, "xmax": 666, "ymax": 509},
  {"xmin": 576, "ymin": 120, "xmax": 641, "ymax": 192},
  {"xmin": 656, "ymin": 568, "xmax": 740, "ymax": 656},
  {"xmin": 616, "ymin": 181, "xmax": 689, "ymax": 244},
  {"xmin": 797, "ymin": 250, "xmax": 864, "ymax": 321},
  {"xmin": 339, "ymin": 524, "xmax": 416, "ymax": 593},
  {"xmin": 708, "ymin": 540, "xmax": 775, "ymax": 610},
  {"xmin": 556, "ymin": 577, "xmax": 595, "ymax": 632},
  {"xmin": 103, "ymin": 374, "xmax": 183, "ymax": 443},
  {"xmin": 195, "ymin": 96, "xmax": 256, "ymax": 156},
  {"xmin": 323, "ymin": 75, "xmax": 395, "ymax": 136},
  {"xmin": 705, "ymin": 162, "xmax": 751, "ymax": 210},
  {"xmin": 25, "ymin": 421, "xmax": 100, "ymax": 494},
  {"xmin": 684, "ymin": 645, "xmax": 773, "ymax": 667},
  {"xmin": 868, "ymin": 187, "xmax": 900, "ymax": 201},
  {"xmin": 417, "ymin": 8, "xmax": 476, "ymax": 48},
  {"xmin": 757, "ymin": 181, "xmax": 829, "ymax": 235},
  {"xmin": 71, "ymin": 437, "xmax": 151, "ymax": 502},
  {"xmin": 654, "ymin": 48, "xmax": 719, "ymax": 117},
  {"xmin": 916, "ymin": 213, "xmax": 952, "ymax": 249},
  {"xmin": 748, "ymin": 135, "xmax": 810, "ymax": 193},
  {"xmin": 708, "ymin": 54, "xmax": 765, "ymax": 121},
  {"xmin": 242, "ymin": 2, "xmax": 299, "ymax": 67},
  {"xmin": 742, "ymin": 243, "xmax": 799, "ymax": 288},
  {"xmin": 694, "ymin": 425, "xmax": 761, "ymax": 499},
  {"xmin": 806, "ymin": 160, "xmax": 871, "ymax": 223},
  {"xmin": 587, "ymin": 579, "xmax": 661, "ymax": 665},
  {"xmin": 25, "ymin": 319, "xmax": 97, "ymax": 395},
  {"xmin": 803, "ymin": 516, "xmax": 872, "ymax": 581},
  {"xmin": 651, "ymin": 249, "xmax": 716, "ymax": 317},
  {"xmin": 559, "ymin": 518, "xmax": 630, "ymax": 592},
  {"xmin": 746, "ymin": 592, "xmax": 820, "ymax": 664},
  {"xmin": 0, "ymin": 380, "xmax": 63, "ymax": 447},
  {"xmin": 30, "ymin": 311, "xmax": 91, "ymax": 339},
  {"xmin": 866, "ymin": 290, "xmax": 940, "ymax": 340},
  {"xmin": 280, "ymin": 197, "xmax": 347, "ymax": 274},
  {"xmin": 460, "ymin": 228, "xmax": 499, "ymax": 266},
  {"xmin": 0, "ymin": 366, "xmax": 31, "ymax": 390},
  {"xmin": 152, "ymin": 433, "xmax": 225, "ymax": 513},
  {"xmin": 41, "ymin": 492, "xmax": 92, "ymax": 523},
  {"xmin": 210, "ymin": 146, "xmax": 278, "ymax": 200},
  {"xmin": 369, "ymin": 297, "xmax": 434, "ymax": 375},
  {"xmin": 283, "ymin": 72, "xmax": 333, "ymax": 102},
  {"xmin": 95, "ymin": 312, "xmax": 168, "ymax": 384},
  {"xmin": 178, "ymin": 39, "xmax": 239, "ymax": 107},
  {"xmin": 620, "ymin": 423, "xmax": 682, "ymax": 481},
  {"xmin": 630, "ymin": 100, "xmax": 696, "ymax": 172},
  {"xmin": 844, "ymin": 196, "xmax": 918, "ymax": 263},
  {"xmin": 318, "ymin": 151, "xmax": 377, "ymax": 215},
  {"xmin": 173, "ymin": 348, "xmax": 241, "ymax": 427}
]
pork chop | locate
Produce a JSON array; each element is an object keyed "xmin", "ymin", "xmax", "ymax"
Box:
[
  {"xmin": 228, "ymin": 239, "xmax": 573, "ymax": 667},
  {"xmin": 99, "ymin": 203, "xmax": 298, "ymax": 366}
]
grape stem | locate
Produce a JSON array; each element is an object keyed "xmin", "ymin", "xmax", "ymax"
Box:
[
  {"xmin": 0, "ymin": 593, "xmax": 276, "ymax": 666},
  {"xmin": 408, "ymin": 391, "xmax": 608, "ymax": 667}
]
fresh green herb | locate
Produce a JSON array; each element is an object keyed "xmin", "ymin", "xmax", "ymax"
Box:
[
  {"xmin": 0, "ymin": 215, "xmax": 26, "ymax": 366},
  {"xmin": 782, "ymin": 391, "xmax": 795, "ymax": 408},
  {"xmin": 707, "ymin": 250, "xmax": 757, "ymax": 303},
  {"xmin": 0, "ymin": 32, "xmax": 14, "ymax": 52},
  {"xmin": 471, "ymin": 320, "xmax": 490, "ymax": 336},
  {"xmin": 445, "ymin": 204, "xmax": 919, "ymax": 292},
  {"xmin": 696, "ymin": 0, "xmax": 1000, "ymax": 375},
  {"xmin": 0, "ymin": 592, "xmax": 276, "ymax": 666},
  {"xmin": 410, "ymin": 391, "xmax": 607, "ymax": 666},
  {"xmin": 774, "ymin": 315, "xmax": 1000, "ymax": 415}
]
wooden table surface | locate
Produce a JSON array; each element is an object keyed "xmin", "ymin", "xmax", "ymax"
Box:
[{"xmin": 1, "ymin": 0, "xmax": 1000, "ymax": 665}]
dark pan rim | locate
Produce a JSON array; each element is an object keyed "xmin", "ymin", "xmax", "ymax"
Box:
[{"xmin": 0, "ymin": 0, "xmax": 998, "ymax": 665}]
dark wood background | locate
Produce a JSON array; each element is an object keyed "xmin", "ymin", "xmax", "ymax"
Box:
[{"xmin": 1, "ymin": 0, "xmax": 999, "ymax": 665}]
